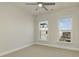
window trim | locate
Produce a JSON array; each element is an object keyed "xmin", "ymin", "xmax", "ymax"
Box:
[
  {"xmin": 39, "ymin": 20, "xmax": 48, "ymax": 41},
  {"xmin": 57, "ymin": 17, "xmax": 72, "ymax": 43}
]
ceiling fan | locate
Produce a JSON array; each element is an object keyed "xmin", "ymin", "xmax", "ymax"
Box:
[{"xmin": 25, "ymin": 2, "xmax": 55, "ymax": 11}]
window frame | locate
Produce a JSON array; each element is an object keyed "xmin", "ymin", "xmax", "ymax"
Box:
[
  {"xmin": 39, "ymin": 20, "xmax": 48, "ymax": 41},
  {"xmin": 57, "ymin": 17, "xmax": 72, "ymax": 43}
]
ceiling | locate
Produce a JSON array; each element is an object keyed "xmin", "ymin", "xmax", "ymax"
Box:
[{"xmin": 13, "ymin": 2, "xmax": 79, "ymax": 16}]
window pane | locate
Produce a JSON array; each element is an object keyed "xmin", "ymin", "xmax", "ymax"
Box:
[
  {"xmin": 58, "ymin": 17, "xmax": 72, "ymax": 42},
  {"xmin": 58, "ymin": 17, "xmax": 72, "ymax": 30},
  {"xmin": 39, "ymin": 21, "xmax": 48, "ymax": 41}
]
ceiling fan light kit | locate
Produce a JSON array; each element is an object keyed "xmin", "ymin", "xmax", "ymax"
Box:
[{"xmin": 38, "ymin": 3, "xmax": 43, "ymax": 7}]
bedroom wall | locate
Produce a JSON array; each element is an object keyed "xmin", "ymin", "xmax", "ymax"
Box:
[
  {"xmin": 35, "ymin": 6, "xmax": 79, "ymax": 50},
  {"xmin": 0, "ymin": 3, "xmax": 34, "ymax": 54}
]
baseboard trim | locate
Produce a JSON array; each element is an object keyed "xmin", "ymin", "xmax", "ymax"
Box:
[
  {"xmin": 0, "ymin": 42, "xmax": 34, "ymax": 56},
  {"xmin": 35, "ymin": 42, "xmax": 79, "ymax": 52}
]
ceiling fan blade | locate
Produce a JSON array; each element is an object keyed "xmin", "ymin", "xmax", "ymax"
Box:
[
  {"xmin": 43, "ymin": 2, "xmax": 55, "ymax": 5},
  {"xmin": 42, "ymin": 5, "xmax": 48, "ymax": 11},
  {"xmin": 25, "ymin": 2, "xmax": 37, "ymax": 5},
  {"xmin": 35, "ymin": 7, "xmax": 38, "ymax": 11}
]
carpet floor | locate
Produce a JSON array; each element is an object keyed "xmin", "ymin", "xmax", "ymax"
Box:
[{"xmin": 2, "ymin": 44, "xmax": 79, "ymax": 57}]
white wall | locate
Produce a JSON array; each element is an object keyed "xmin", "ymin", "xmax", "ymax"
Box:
[
  {"xmin": 35, "ymin": 6, "xmax": 79, "ymax": 50},
  {"xmin": 0, "ymin": 3, "xmax": 34, "ymax": 54}
]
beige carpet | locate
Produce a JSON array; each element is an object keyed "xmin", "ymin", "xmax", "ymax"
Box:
[{"xmin": 2, "ymin": 44, "xmax": 79, "ymax": 57}]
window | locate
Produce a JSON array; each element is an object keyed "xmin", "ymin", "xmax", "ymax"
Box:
[
  {"xmin": 39, "ymin": 21, "xmax": 48, "ymax": 41},
  {"xmin": 58, "ymin": 17, "xmax": 72, "ymax": 42}
]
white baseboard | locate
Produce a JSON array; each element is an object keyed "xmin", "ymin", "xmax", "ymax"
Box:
[
  {"xmin": 35, "ymin": 42, "xmax": 79, "ymax": 52},
  {"xmin": 0, "ymin": 42, "xmax": 34, "ymax": 56}
]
